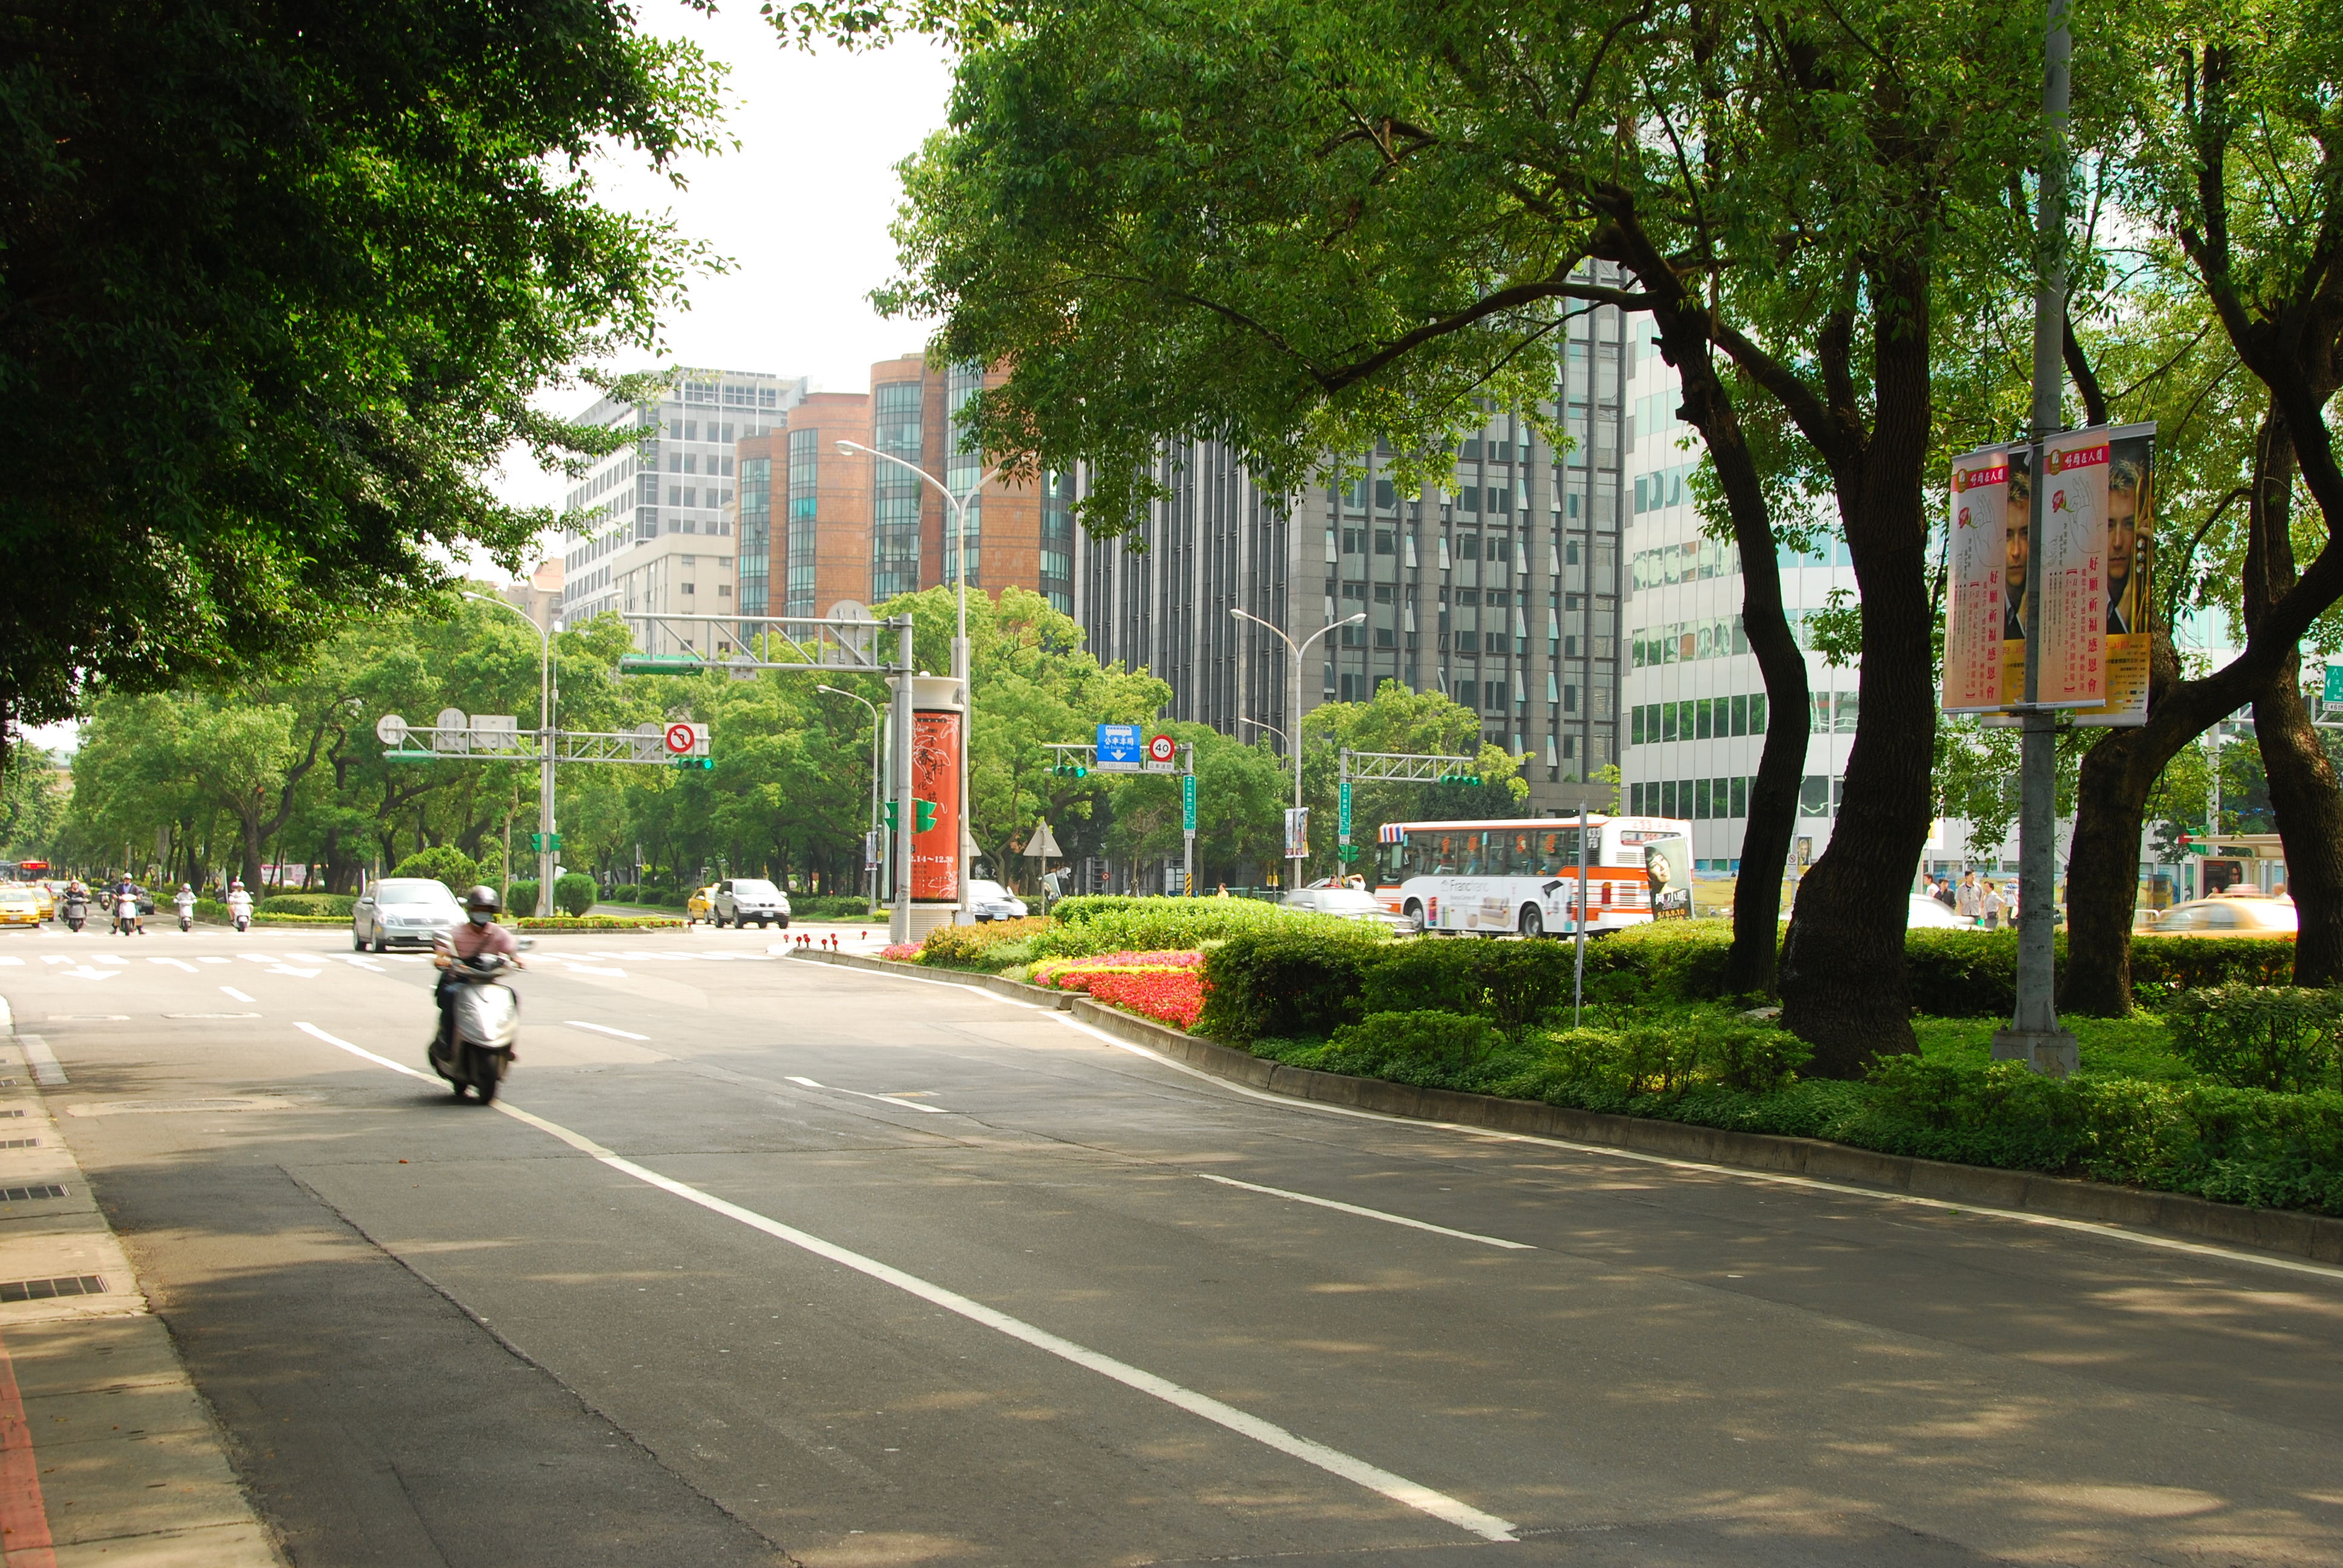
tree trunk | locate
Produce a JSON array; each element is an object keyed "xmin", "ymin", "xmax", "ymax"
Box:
[
  {"xmin": 2060, "ymin": 724, "xmax": 2164, "ymax": 1015},
  {"xmin": 1772, "ymin": 272, "xmax": 1940, "ymax": 1074}
]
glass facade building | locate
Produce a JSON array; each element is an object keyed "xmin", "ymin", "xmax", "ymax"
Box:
[
  {"xmin": 736, "ymin": 456, "xmax": 773, "ymax": 616},
  {"xmin": 944, "ymin": 361, "xmax": 986, "ymax": 587},
  {"xmin": 871, "ymin": 380, "xmax": 924, "ymax": 601},
  {"xmin": 785, "ymin": 426, "xmax": 820, "ymax": 617}
]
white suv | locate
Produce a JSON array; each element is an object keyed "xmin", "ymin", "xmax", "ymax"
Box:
[{"xmin": 710, "ymin": 878, "xmax": 790, "ymax": 929}]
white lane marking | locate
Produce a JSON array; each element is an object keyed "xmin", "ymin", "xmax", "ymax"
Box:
[
  {"xmin": 41, "ymin": 956, "xmax": 73, "ymax": 965},
  {"xmin": 287, "ymin": 1022, "xmax": 1511, "ymax": 1543},
  {"xmin": 238, "ymin": 954, "xmax": 279, "ymax": 964},
  {"xmin": 1196, "ymin": 1174, "xmax": 1533, "ymax": 1250},
  {"xmin": 200, "ymin": 956, "xmax": 229, "ymax": 965},
  {"xmin": 0, "ymin": 957, "xmax": 19, "ymax": 966},
  {"xmin": 782, "ymin": 1075, "xmax": 951, "ymax": 1114},
  {"xmin": 96, "ymin": 955, "xmax": 128, "ymax": 966},
  {"xmin": 808, "ymin": 958, "xmax": 2343, "ymax": 1289},
  {"xmin": 62, "ymin": 967, "xmax": 117, "ymax": 982},
  {"xmin": 150, "ymin": 958, "xmax": 197, "ymax": 973},
  {"xmin": 221, "ymin": 987, "xmax": 255, "ymax": 1003},
  {"xmin": 565, "ymin": 1021, "xmax": 650, "ymax": 1041},
  {"xmin": 268, "ymin": 966, "xmax": 324, "ymax": 978},
  {"xmin": 1049, "ymin": 1014, "xmax": 2343, "ymax": 1287},
  {"xmin": 18, "ymin": 1037, "xmax": 67, "ymax": 1085}
]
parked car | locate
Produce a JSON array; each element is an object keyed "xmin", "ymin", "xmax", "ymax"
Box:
[
  {"xmin": 710, "ymin": 877, "xmax": 791, "ymax": 929},
  {"xmin": 1907, "ymin": 893, "xmax": 1970, "ymax": 929},
  {"xmin": 351, "ymin": 878, "xmax": 464, "ymax": 952},
  {"xmin": 0, "ymin": 884, "xmax": 42, "ymax": 929},
  {"xmin": 967, "ymin": 879, "xmax": 1029, "ymax": 922},
  {"xmin": 2137, "ymin": 895, "xmax": 2298, "ymax": 936},
  {"xmin": 1284, "ymin": 880, "xmax": 1415, "ymax": 932}
]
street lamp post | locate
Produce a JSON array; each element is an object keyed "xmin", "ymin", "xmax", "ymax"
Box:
[
  {"xmin": 837, "ymin": 439, "xmax": 1000, "ymax": 928},
  {"xmin": 465, "ymin": 593, "xmax": 556, "ymax": 916},
  {"xmin": 1231, "ymin": 607, "xmax": 1364, "ymax": 880},
  {"xmin": 818, "ymin": 684, "xmax": 885, "ymax": 918}
]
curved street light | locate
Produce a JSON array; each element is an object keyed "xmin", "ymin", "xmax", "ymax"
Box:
[
  {"xmin": 1230, "ymin": 608, "xmax": 1365, "ymax": 812},
  {"xmin": 837, "ymin": 438, "xmax": 1000, "ymax": 928}
]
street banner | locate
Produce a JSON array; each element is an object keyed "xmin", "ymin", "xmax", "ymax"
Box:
[
  {"xmin": 1942, "ymin": 445, "xmax": 2014, "ymax": 713},
  {"xmin": 1283, "ymin": 806, "xmax": 1309, "ymax": 859},
  {"xmin": 911, "ymin": 707, "xmax": 962, "ymax": 900},
  {"xmin": 2071, "ymin": 422, "xmax": 2158, "ymax": 728}
]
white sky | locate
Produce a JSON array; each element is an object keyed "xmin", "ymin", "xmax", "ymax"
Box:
[
  {"xmin": 22, "ymin": 10, "xmax": 953, "ymax": 758},
  {"xmin": 487, "ymin": 7, "xmax": 955, "ymax": 520}
]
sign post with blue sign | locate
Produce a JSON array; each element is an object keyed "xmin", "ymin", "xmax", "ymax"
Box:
[{"xmin": 1095, "ymin": 723, "xmax": 1141, "ymax": 773}]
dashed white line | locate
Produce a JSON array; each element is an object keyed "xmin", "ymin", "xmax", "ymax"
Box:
[
  {"xmin": 220, "ymin": 987, "xmax": 255, "ymax": 1004},
  {"xmin": 289, "ymin": 1021, "xmax": 1515, "ymax": 1544},
  {"xmin": 784, "ymin": 1075, "xmax": 952, "ymax": 1114},
  {"xmin": 149, "ymin": 958, "xmax": 197, "ymax": 973},
  {"xmin": 1195, "ymin": 1173, "xmax": 1533, "ymax": 1250},
  {"xmin": 565, "ymin": 1021, "xmax": 650, "ymax": 1041}
]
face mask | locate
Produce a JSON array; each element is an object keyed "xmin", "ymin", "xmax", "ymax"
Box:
[{"xmin": 468, "ymin": 911, "xmax": 491, "ymax": 926}]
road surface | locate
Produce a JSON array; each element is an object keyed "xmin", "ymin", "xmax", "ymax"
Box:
[{"xmin": 4, "ymin": 921, "xmax": 2339, "ymax": 1566}]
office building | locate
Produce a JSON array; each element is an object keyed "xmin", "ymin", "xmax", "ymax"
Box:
[
  {"xmin": 730, "ymin": 356, "xmax": 1077, "ymax": 621},
  {"xmin": 1075, "ymin": 273, "xmax": 1637, "ymax": 818},
  {"xmin": 1616, "ymin": 334, "xmax": 1856, "ymax": 870},
  {"xmin": 558, "ymin": 369, "xmax": 808, "ymax": 652}
]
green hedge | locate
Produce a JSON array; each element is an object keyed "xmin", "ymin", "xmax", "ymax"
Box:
[
  {"xmin": 515, "ymin": 915, "xmax": 684, "ymax": 930},
  {"xmin": 257, "ymin": 893, "xmax": 356, "ymax": 917},
  {"xmin": 1028, "ymin": 895, "xmax": 1390, "ymax": 961},
  {"xmin": 1195, "ymin": 928, "xmax": 1384, "ymax": 1044},
  {"xmin": 554, "ymin": 872, "xmax": 597, "ymax": 918},
  {"xmin": 793, "ymin": 895, "xmax": 877, "ymax": 920}
]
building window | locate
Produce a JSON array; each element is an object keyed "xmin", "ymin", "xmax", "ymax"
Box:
[
  {"xmin": 946, "ymin": 361, "xmax": 986, "ymax": 587},
  {"xmin": 786, "ymin": 426, "xmax": 819, "ymax": 617},
  {"xmin": 872, "ymin": 381, "xmax": 923, "ymax": 599}
]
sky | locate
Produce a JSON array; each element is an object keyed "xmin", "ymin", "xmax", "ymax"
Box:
[
  {"xmin": 485, "ymin": 7, "xmax": 957, "ymax": 519},
  {"xmin": 22, "ymin": 8, "xmax": 954, "ymax": 758}
]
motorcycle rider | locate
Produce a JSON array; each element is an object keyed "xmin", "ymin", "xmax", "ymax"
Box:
[
  {"xmin": 225, "ymin": 879, "xmax": 253, "ymax": 932},
  {"xmin": 431, "ymin": 886, "xmax": 523, "ymax": 1059},
  {"xmin": 172, "ymin": 883, "xmax": 196, "ymax": 930},
  {"xmin": 113, "ymin": 875, "xmax": 143, "ymax": 936}
]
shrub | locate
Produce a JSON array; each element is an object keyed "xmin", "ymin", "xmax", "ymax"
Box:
[
  {"xmin": 256, "ymin": 893, "xmax": 356, "ymax": 917},
  {"xmin": 2166, "ymin": 985, "xmax": 2343, "ymax": 1092},
  {"xmin": 390, "ymin": 846, "xmax": 480, "ymax": 893},
  {"xmin": 918, "ymin": 916, "xmax": 1051, "ymax": 971},
  {"xmin": 793, "ymin": 895, "xmax": 876, "ymax": 920},
  {"xmin": 2129, "ymin": 935, "xmax": 2298, "ymax": 991},
  {"xmin": 515, "ymin": 915, "xmax": 684, "ymax": 930},
  {"xmin": 1330, "ymin": 1010, "xmax": 1501, "ymax": 1070},
  {"xmin": 1197, "ymin": 927, "xmax": 1381, "ymax": 1044},
  {"xmin": 1360, "ymin": 941, "xmax": 1579, "ymax": 1033},
  {"xmin": 1029, "ymin": 895, "xmax": 1387, "ymax": 960},
  {"xmin": 1080, "ymin": 970, "xmax": 1206, "ymax": 1030},
  {"xmin": 1903, "ymin": 929, "xmax": 2020, "ymax": 1016},
  {"xmin": 554, "ymin": 872, "xmax": 598, "ymax": 917},
  {"xmin": 1581, "ymin": 923, "xmax": 1739, "ymax": 1001},
  {"xmin": 1543, "ymin": 1013, "xmax": 1807, "ymax": 1096}
]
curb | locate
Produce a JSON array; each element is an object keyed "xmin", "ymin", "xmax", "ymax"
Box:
[{"xmin": 785, "ymin": 949, "xmax": 2343, "ymax": 1268}]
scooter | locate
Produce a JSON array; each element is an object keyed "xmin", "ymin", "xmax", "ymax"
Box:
[
  {"xmin": 114, "ymin": 897, "xmax": 140, "ymax": 936},
  {"xmin": 228, "ymin": 900, "xmax": 251, "ymax": 933},
  {"xmin": 62, "ymin": 892, "xmax": 85, "ymax": 933},
  {"xmin": 429, "ymin": 952, "xmax": 520, "ymax": 1103},
  {"xmin": 177, "ymin": 909, "xmax": 194, "ymax": 933}
]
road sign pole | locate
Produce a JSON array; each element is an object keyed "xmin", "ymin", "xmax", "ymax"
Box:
[
  {"xmin": 893, "ymin": 618, "xmax": 917, "ymax": 946},
  {"xmin": 1181, "ymin": 746, "xmax": 1197, "ymax": 896}
]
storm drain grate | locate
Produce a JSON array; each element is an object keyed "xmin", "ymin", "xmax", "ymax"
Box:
[
  {"xmin": 0, "ymin": 1140, "xmax": 38, "ymax": 1150},
  {"xmin": 0, "ymin": 1186, "xmax": 67, "ymax": 1203},
  {"xmin": 0, "ymin": 1109, "xmax": 25, "ymax": 1118},
  {"xmin": 0, "ymin": 1276, "xmax": 106, "ymax": 1302}
]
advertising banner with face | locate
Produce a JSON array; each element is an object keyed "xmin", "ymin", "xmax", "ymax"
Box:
[
  {"xmin": 1942, "ymin": 445, "xmax": 2014, "ymax": 713},
  {"xmin": 1997, "ymin": 431, "xmax": 2108, "ymax": 708},
  {"xmin": 2073, "ymin": 423, "xmax": 2157, "ymax": 727}
]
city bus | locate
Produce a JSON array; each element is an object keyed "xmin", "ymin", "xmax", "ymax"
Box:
[{"xmin": 1374, "ymin": 816, "xmax": 1694, "ymax": 936}]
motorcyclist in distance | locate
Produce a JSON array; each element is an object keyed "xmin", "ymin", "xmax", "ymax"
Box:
[
  {"xmin": 114, "ymin": 874, "xmax": 143, "ymax": 935},
  {"xmin": 173, "ymin": 883, "xmax": 196, "ymax": 930},
  {"xmin": 225, "ymin": 879, "xmax": 253, "ymax": 931},
  {"xmin": 433, "ymin": 886, "xmax": 523, "ymax": 1057}
]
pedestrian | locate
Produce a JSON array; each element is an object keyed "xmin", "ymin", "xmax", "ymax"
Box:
[
  {"xmin": 1980, "ymin": 878, "xmax": 2005, "ymax": 930},
  {"xmin": 1956, "ymin": 870, "xmax": 1982, "ymax": 923},
  {"xmin": 1935, "ymin": 876, "xmax": 1957, "ymax": 910}
]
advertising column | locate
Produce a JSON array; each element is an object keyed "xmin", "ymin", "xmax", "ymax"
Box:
[{"xmin": 902, "ymin": 674, "xmax": 963, "ymax": 940}]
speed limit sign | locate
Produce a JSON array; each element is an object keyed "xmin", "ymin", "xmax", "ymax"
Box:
[
  {"xmin": 1147, "ymin": 734, "xmax": 1176, "ymax": 764},
  {"xmin": 664, "ymin": 722, "xmax": 697, "ymax": 755}
]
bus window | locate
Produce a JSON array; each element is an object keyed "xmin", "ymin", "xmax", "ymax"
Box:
[
  {"xmin": 1505, "ymin": 832, "xmax": 1535, "ymax": 876},
  {"xmin": 1538, "ymin": 829, "xmax": 1580, "ymax": 875},
  {"xmin": 1379, "ymin": 842, "xmax": 1404, "ymax": 883},
  {"xmin": 1460, "ymin": 832, "xmax": 1486, "ymax": 876},
  {"xmin": 1430, "ymin": 834, "xmax": 1458, "ymax": 874}
]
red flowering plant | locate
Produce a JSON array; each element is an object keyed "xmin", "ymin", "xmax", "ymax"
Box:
[{"xmin": 1033, "ymin": 950, "xmax": 1205, "ymax": 1031}]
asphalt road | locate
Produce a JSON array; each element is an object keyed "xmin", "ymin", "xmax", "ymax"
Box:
[{"xmin": 5, "ymin": 921, "xmax": 2341, "ymax": 1567}]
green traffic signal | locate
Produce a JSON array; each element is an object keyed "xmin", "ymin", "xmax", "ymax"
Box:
[
  {"xmin": 673, "ymin": 756, "xmax": 712, "ymax": 771},
  {"xmin": 883, "ymin": 798, "xmax": 941, "ymax": 831}
]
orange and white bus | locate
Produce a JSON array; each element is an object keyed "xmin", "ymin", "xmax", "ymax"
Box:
[{"xmin": 1374, "ymin": 816, "xmax": 1694, "ymax": 936}]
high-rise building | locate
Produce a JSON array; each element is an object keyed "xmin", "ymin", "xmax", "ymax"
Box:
[
  {"xmin": 559, "ymin": 369, "xmax": 808, "ymax": 652},
  {"xmin": 730, "ymin": 355, "xmax": 1076, "ymax": 619},
  {"xmin": 1075, "ymin": 276, "xmax": 1637, "ymax": 817},
  {"xmin": 1617, "ymin": 330, "xmax": 1857, "ymax": 871}
]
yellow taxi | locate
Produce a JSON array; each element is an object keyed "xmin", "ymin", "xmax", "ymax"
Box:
[
  {"xmin": 0, "ymin": 884, "xmax": 44, "ymax": 928},
  {"xmin": 2139, "ymin": 895, "xmax": 2298, "ymax": 936},
  {"xmin": 685, "ymin": 884, "xmax": 718, "ymax": 926}
]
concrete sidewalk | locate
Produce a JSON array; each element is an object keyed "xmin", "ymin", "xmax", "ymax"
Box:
[{"xmin": 0, "ymin": 997, "xmax": 281, "ymax": 1567}]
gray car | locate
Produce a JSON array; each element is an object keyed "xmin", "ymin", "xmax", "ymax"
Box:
[
  {"xmin": 967, "ymin": 878, "xmax": 1028, "ymax": 921},
  {"xmin": 710, "ymin": 877, "xmax": 791, "ymax": 929},
  {"xmin": 352, "ymin": 878, "xmax": 464, "ymax": 952}
]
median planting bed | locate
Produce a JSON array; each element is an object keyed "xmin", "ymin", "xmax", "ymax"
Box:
[{"xmin": 875, "ymin": 900, "xmax": 2343, "ymax": 1219}]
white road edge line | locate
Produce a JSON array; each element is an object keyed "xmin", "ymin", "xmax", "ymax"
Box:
[
  {"xmin": 1196, "ymin": 1173, "xmax": 1533, "ymax": 1250},
  {"xmin": 18, "ymin": 1036, "xmax": 65, "ymax": 1085},
  {"xmin": 797, "ymin": 958, "xmax": 2343, "ymax": 1287},
  {"xmin": 565, "ymin": 1021, "xmax": 651, "ymax": 1041},
  {"xmin": 289, "ymin": 1021, "xmax": 1514, "ymax": 1543},
  {"xmin": 781, "ymin": 1074, "xmax": 950, "ymax": 1115}
]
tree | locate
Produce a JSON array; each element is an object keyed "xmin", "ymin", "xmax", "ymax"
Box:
[
  {"xmin": 854, "ymin": 0, "xmax": 2051, "ymax": 1072},
  {"xmin": 0, "ymin": 0, "xmax": 724, "ymax": 756},
  {"xmin": 0, "ymin": 745, "xmax": 67, "ymax": 865},
  {"xmin": 2059, "ymin": 3, "xmax": 2343, "ymax": 1010}
]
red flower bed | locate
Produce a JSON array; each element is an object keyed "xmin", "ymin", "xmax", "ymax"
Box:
[{"xmin": 1075, "ymin": 968, "xmax": 1204, "ymax": 1031}]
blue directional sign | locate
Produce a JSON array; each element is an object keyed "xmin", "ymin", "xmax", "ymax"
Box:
[{"xmin": 1096, "ymin": 722, "xmax": 1142, "ymax": 772}]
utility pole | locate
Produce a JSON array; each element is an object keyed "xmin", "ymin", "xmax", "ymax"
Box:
[{"xmin": 1993, "ymin": 0, "xmax": 2080, "ymax": 1076}]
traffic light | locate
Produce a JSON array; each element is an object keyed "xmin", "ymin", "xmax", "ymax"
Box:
[
  {"xmin": 1050, "ymin": 759, "xmax": 1088, "ymax": 778},
  {"xmin": 673, "ymin": 756, "xmax": 713, "ymax": 771},
  {"xmin": 1435, "ymin": 770, "xmax": 1484, "ymax": 786},
  {"xmin": 1337, "ymin": 844, "xmax": 1358, "ymax": 863}
]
